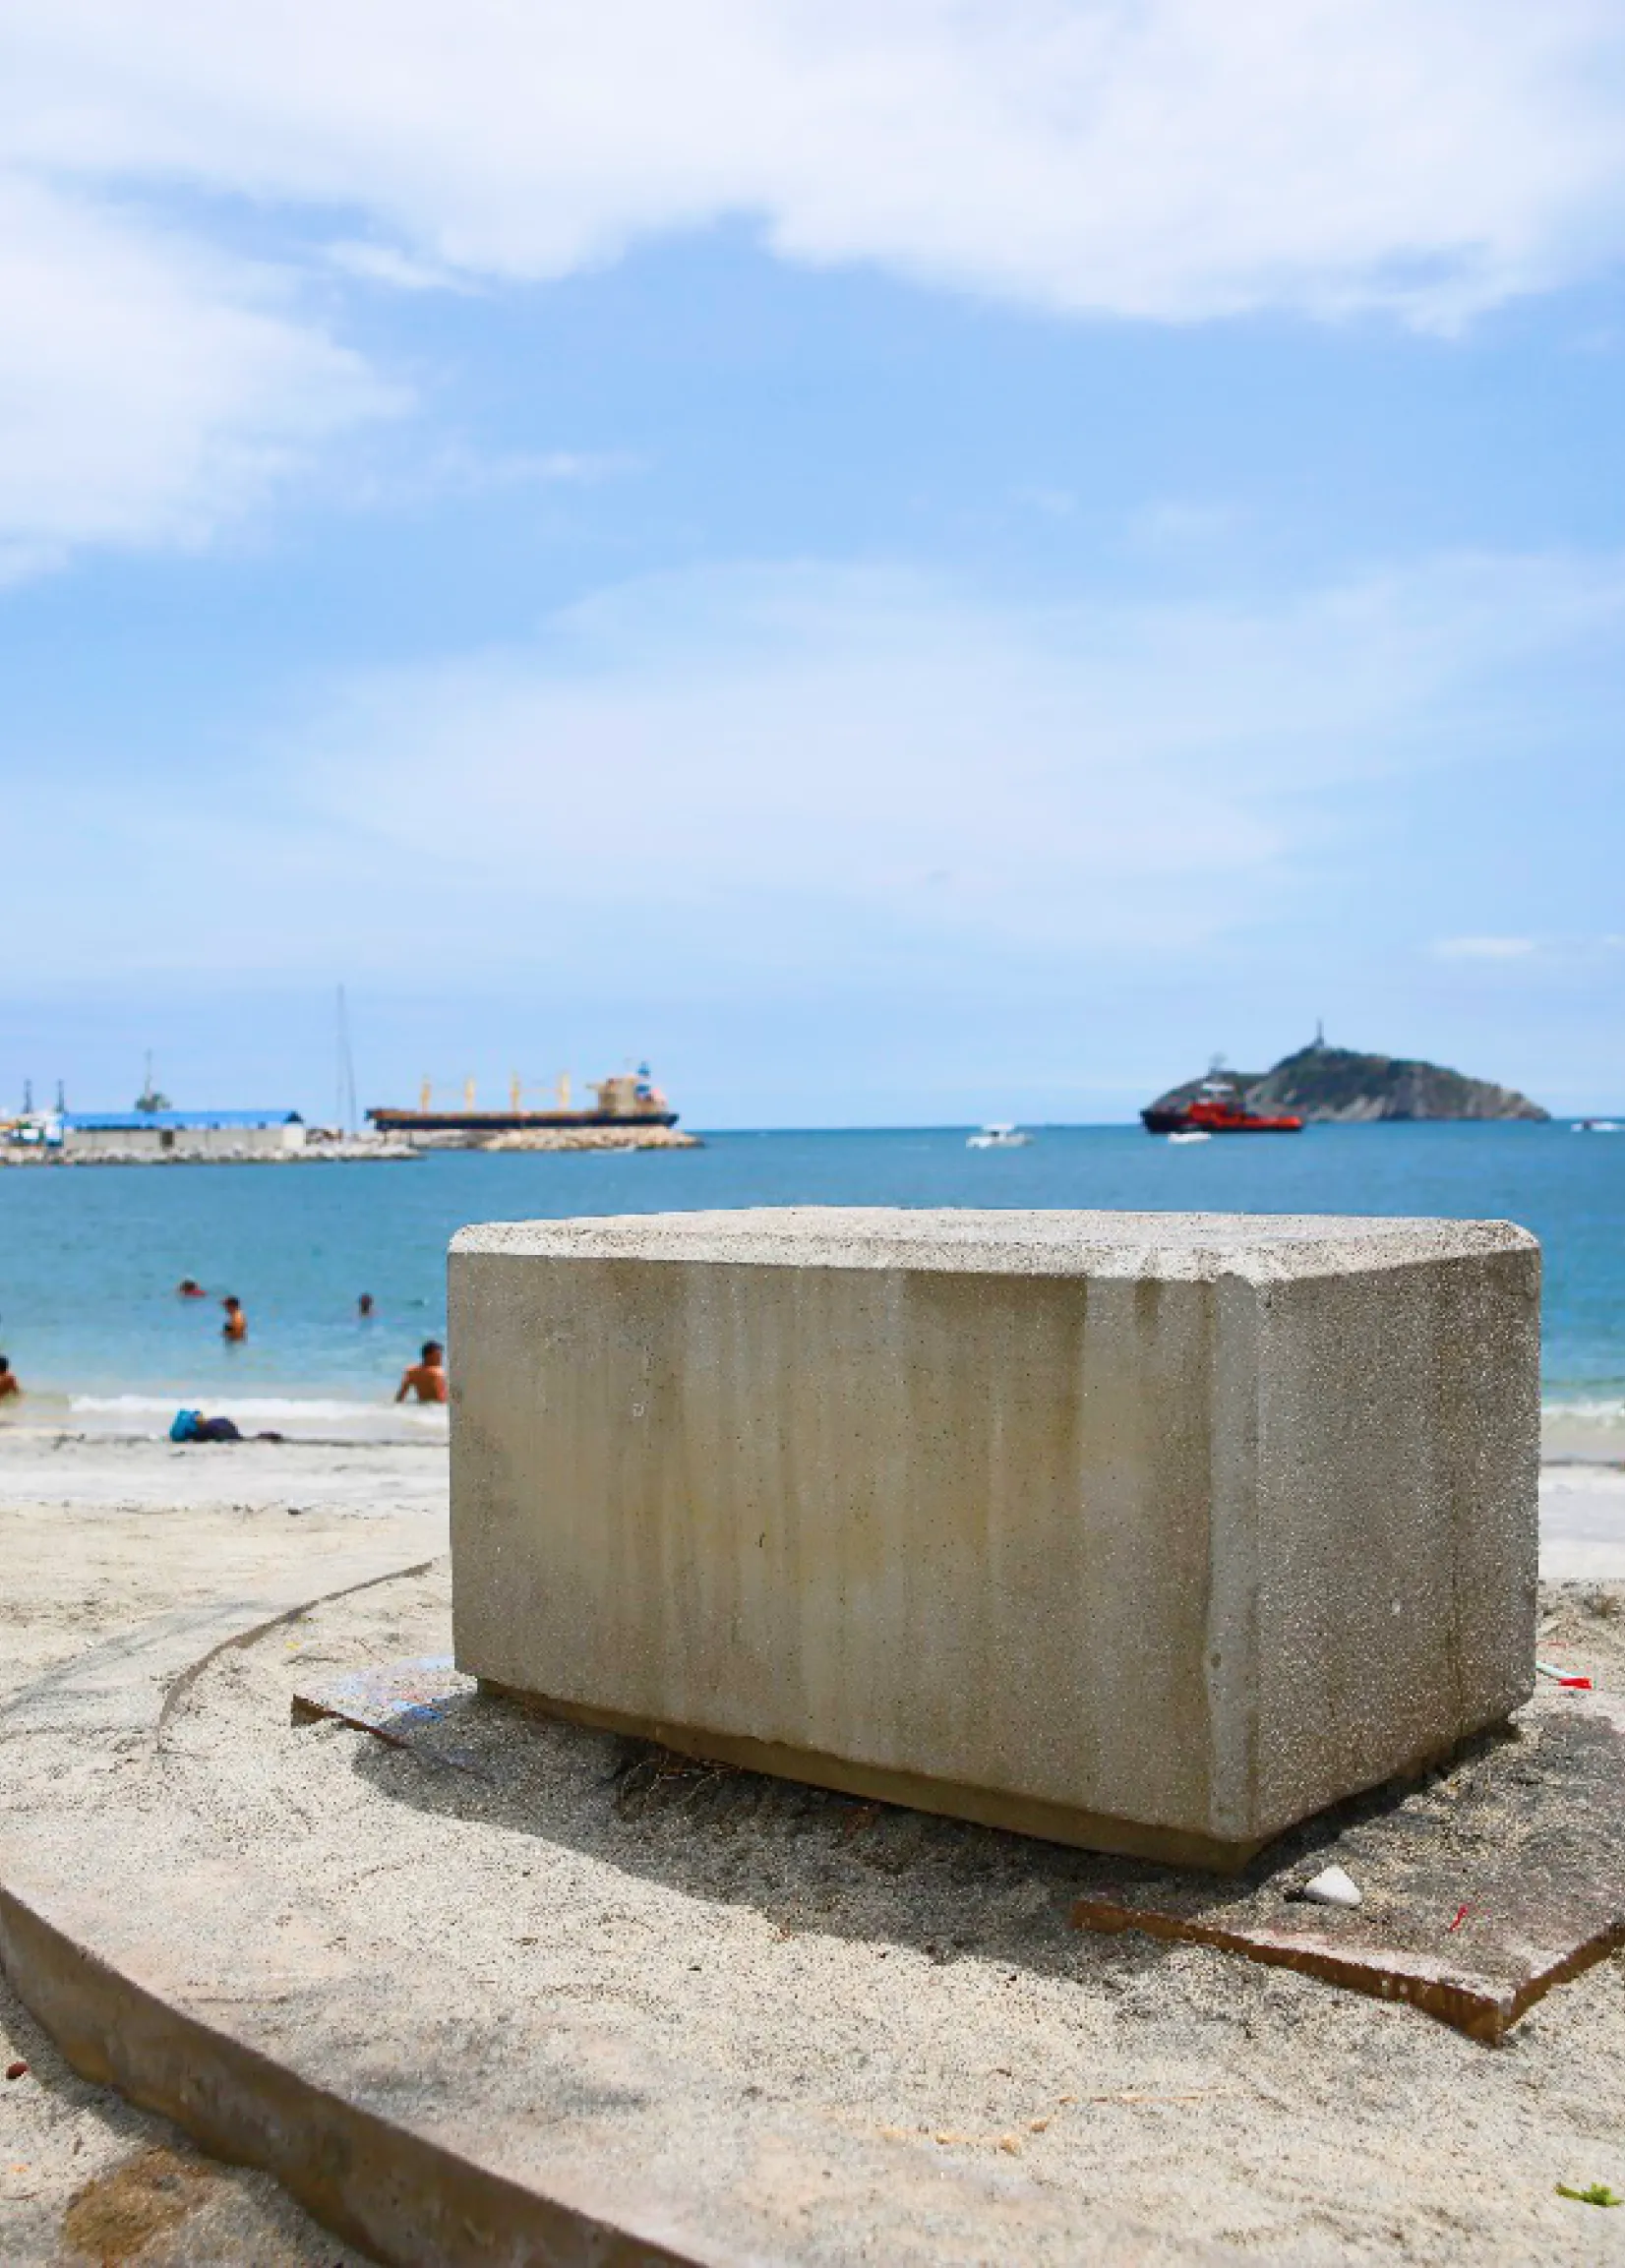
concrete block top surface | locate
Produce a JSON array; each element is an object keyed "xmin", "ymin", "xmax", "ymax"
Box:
[{"xmin": 451, "ymin": 1204, "xmax": 1535, "ymax": 1283}]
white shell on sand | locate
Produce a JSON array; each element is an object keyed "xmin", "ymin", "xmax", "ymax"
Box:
[{"xmin": 1298, "ymin": 1864, "xmax": 1362, "ymax": 1910}]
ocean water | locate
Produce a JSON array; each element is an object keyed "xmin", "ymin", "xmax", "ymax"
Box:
[{"xmin": 0, "ymin": 1123, "xmax": 1620, "ymax": 1442}]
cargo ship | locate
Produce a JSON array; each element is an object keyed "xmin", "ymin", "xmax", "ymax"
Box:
[
  {"xmin": 369, "ymin": 1065, "xmax": 679, "ymax": 1137},
  {"xmin": 1141, "ymin": 1077, "xmax": 1302, "ymax": 1136}
]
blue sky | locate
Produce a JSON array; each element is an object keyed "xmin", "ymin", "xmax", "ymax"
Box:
[{"xmin": 3, "ymin": 2, "xmax": 1623, "ymax": 1124}]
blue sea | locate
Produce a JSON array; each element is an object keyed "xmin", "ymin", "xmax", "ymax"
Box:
[{"xmin": 1, "ymin": 1124, "xmax": 1620, "ymax": 1445}]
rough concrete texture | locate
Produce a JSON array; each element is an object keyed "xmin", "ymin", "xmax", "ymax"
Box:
[{"xmin": 451, "ymin": 1208, "xmax": 1540, "ymax": 1866}]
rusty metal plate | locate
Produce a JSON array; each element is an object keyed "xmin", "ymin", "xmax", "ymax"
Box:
[{"xmin": 1071, "ymin": 1690, "xmax": 1625, "ymax": 2041}]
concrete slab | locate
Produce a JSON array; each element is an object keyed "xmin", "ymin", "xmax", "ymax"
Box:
[
  {"xmin": 1070, "ymin": 1691, "xmax": 1625, "ymax": 2042},
  {"xmin": 0, "ymin": 1570, "xmax": 1226, "ymax": 2265}
]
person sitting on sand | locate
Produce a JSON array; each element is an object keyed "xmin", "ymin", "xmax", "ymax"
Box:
[
  {"xmin": 170, "ymin": 1408, "xmax": 243, "ymax": 1443},
  {"xmin": 395, "ymin": 1340, "xmax": 449, "ymax": 1404},
  {"xmin": 221, "ymin": 1295, "xmax": 247, "ymax": 1343},
  {"xmin": 177, "ymin": 1278, "xmax": 207, "ymax": 1298},
  {"xmin": 169, "ymin": 1407, "xmax": 284, "ymax": 1444},
  {"xmin": 0, "ymin": 1354, "xmax": 19, "ymax": 1403}
]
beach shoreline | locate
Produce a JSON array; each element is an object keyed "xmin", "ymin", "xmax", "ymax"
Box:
[
  {"xmin": 3, "ymin": 1400, "xmax": 1618, "ymax": 1458},
  {"xmin": 0, "ymin": 1417, "xmax": 1616, "ymax": 1558}
]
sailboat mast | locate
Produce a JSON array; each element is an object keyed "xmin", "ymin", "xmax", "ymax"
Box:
[{"xmin": 335, "ymin": 985, "xmax": 359, "ymax": 1135}]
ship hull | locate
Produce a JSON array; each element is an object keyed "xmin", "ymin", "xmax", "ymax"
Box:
[
  {"xmin": 1141, "ymin": 1106, "xmax": 1301, "ymax": 1135},
  {"xmin": 369, "ymin": 1109, "xmax": 679, "ymax": 1134}
]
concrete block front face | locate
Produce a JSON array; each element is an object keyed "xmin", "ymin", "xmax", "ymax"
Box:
[{"xmin": 450, "ymin": 1209, "xmax": 1538, "ymax": 1869}]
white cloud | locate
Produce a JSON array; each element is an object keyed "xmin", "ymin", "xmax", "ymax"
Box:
[
  {"xmin": 1125, "ymin": 500, "xmax": 1239, "ymax": 553},
  {"xmin": 342, "ymin": 441, "xmax": 641, "ymax": 511},
  {"xmin": 1014, "ymin": 486, "xmax": 1078, "ymax": 520},
  {"xmin": 16, "ymin": 548, "xmax": 1622, "ymax": 983},
  {"xmin": 1433, "ymin": 935, "xmax": 1539, "ymax": 960},
  {"xmin": 1434, "ymin": 933, "xmax": 1625, "ymax": 963},
  {"xmin": 324, "ymin": 240, "xmax": 474, "ymax": 294},
  {"xmin": 4, "ymin": 5, "xmax": 1625, "ymax": 572},
  {"xmin": 7, "ymin": 1, "xmax": 1625, "ymax": 327},
  {"xmin": 0, "ymin": 177, "xmax": 396, "ymax": 567}
]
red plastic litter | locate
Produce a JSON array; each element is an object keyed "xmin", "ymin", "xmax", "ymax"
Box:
[
  {"xmin": 1448, "ymin": 1905, "xmax": 1471, "ymax": 1934},
  {"xmin": 1560, "ymin": 1675, "xmax": 1595, "ymax": 1690}
]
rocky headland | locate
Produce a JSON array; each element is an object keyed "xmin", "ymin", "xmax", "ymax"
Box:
[{"xmin": 1149, "ymin": 1043, "xmax": 1548, "ymax": 1123}]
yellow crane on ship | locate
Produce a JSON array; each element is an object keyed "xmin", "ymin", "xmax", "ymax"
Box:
[{"xmin": 410, "ymin": 1070, "xmax": 584, "ymax": 1117}]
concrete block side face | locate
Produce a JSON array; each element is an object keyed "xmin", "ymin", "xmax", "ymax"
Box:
[
  {"xmin": 1201, "ymin": 1274, "xmax": 1265, "ymax": 1847},
  {"xmin": 1248, "ymin": 1243, "xmax": 1540, "ymax": 1838},
  {"xmin": 451, "ymin": 1249, "xmax": 1231, "ymax": 1846}
]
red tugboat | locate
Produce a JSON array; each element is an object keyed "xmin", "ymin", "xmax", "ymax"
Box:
[{"xmin": 1141, "ymin": 1075, "xmax": 1303, "ymax": 1136}]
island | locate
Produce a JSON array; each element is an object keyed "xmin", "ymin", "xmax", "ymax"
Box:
[{"xmin": 1146, "ymin": 1040, "xmax": 1548, "ymax": 1125}]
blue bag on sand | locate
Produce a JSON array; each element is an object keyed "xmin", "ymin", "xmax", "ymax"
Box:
[{"xmin": 170, "ymin": 1408, "xmax": 203, "ymax": 1443}]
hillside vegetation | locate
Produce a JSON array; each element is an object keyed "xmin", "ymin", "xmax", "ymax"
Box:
[{"xmin": 1149, "ymin": 1044, "xmax": 1547, "ymax": 1123}]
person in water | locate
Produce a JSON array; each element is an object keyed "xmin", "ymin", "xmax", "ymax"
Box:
[
  {"xmin": 177, "ymin": 1278, "xmax": 207, "ymax": 1299},
  {"xmin": 221, "ymin": 1295, "xmax": 247, "ymax": 1343},
  {"xmin": 395, "ymin": 1340, "xmax": 449, "ymax": 1404},
  {"xmin": 0, "ymin": 1354, "xmax": 19, "ymax": 1403},
  {"xmin": 357, "ymin": 1292, "xmax": 375, "ymax": 1319}
]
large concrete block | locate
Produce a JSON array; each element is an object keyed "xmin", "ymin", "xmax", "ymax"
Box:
[{"xmin": 450, "ymin": 1209, "xmax": 1538, "ymax": 1869}]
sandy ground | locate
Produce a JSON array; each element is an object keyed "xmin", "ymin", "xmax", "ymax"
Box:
[
  {"xmin": 1537, "ymin": 1459, "xmax": 1625, "ymax": 1578},
  {"xmin": 2, "ymin": 1430, "xmax": 1624, "ymax": 2262},
  {"xmin": 0, "ymin": 1433, "xmax": 447, "ymax": 2265}
]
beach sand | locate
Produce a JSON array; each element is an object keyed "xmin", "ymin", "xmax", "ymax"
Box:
[
  {"xmin": 3, "ymin": 1428, "xmax": 1625, "ymax": 2261},
  {"xmin": 0, "ymin": 1432, "xmax": 446, "ymax": 2264}
]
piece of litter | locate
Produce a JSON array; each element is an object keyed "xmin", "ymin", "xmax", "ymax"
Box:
[
  {"xmin": 1448, "ymin": 1905, "xmax": 1471, "ymax": 1934},
  {"xmin": 4, "ymin": 2060, "xmax": 27, "ymax": 2081},
  {"xmin": 1536, "ymin": 1661, "xmax": 1594, "ymax": 1689},
  {"xmin": 1293, "ymin": 1864, "xmax": 1361, "ymax": 1911},
  {"xmin": 1556, "ymin": 2181, "xmax": 1622, "ymax": 2207}
]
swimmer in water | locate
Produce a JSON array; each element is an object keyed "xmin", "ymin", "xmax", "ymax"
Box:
[
  {"xmin": 394, "ymin": 1340, "xmax": 449, "ymax": 1404},
  {"xmin": 357, "ymin": 1292, "xmax": 375, "ymax": 1320},
  {"xmin": 177, "ymin": 1278, "xmax": 207, "ymax": 1299},
  {"xmin": 221, "ymin": 1295, "xmax": 247, "ymax": 1343}
]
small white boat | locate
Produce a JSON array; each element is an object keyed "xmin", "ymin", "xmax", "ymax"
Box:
[
  {"xmin": 967, "ymin": 1123, "xmax": 1032, "ymax": 1150},
  {"xmin": 1573, "ymin": 1119, "xmax": 1622, "ymax": 1134},
  {"xmin": 1167, "ymin": 1128, "xmax": 1212, "ymax": 1145}
]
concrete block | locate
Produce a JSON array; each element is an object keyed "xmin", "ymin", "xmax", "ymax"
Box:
[{"xmin": 449, "ymin": 1209, "xmax": 1538, "ymax": 1869}]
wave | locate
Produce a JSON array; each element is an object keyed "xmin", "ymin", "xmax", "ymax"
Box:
[
  {"xmin": 51, "ymin": 1389, "xmax": 1625, "ymax": 1441},
  {"xmin": 1542, "ymin": 1395, "xmax": 1625, "ymax": 1429},
  {"xmin": 68, "ymin": 1392, "xmax": 447, "ymax": 1428}
]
